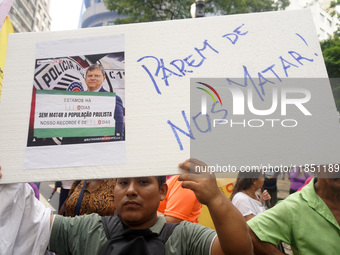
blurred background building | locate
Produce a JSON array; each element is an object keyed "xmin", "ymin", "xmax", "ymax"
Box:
[
  {"xmin": 287, "ymin": 0, "xmax": 339, "ymax": 41},
  {"xmin": 80, "ymin": 0, "xmax": 122, "ymax": 28},
  {"xmin": 8, "ymin": 0, "xmax": 51, "ymax": 32}
]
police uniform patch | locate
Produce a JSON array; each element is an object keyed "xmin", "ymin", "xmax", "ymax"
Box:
[{"xmin": 67, "ymin": 82, "xmax": 84, "ymax": 91}]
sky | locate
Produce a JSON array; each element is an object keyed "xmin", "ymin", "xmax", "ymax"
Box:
[{"xmin": 49, "ymin": 0, "xmax": 83, "ymax": 31}]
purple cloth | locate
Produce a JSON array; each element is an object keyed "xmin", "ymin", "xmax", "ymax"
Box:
[
  {"xmin": 289, "ymin": 168, "xmax": 310, "ymax": 191},
  {"xmin": 28, "ymin": 183, "xmax": 40, "ymax": 200}
]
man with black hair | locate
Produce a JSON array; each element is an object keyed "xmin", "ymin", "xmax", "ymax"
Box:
[{"xmin": 0, "ymin": 159, "xmax": 253, "ymax": 255}]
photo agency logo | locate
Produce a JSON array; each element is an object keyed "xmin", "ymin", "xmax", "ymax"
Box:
[
  {"xmin": 196, "ymin": 82, "xmax": 223, "ymax": 115},
  {"xmin": 195, "ymin": 80, "xmax": 312, "ymax": 128}
]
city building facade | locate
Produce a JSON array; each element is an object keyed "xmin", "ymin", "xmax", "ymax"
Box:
[
  {"xmin": 8, "ymin": 0, "xmax": 51, "ymax": 32},
  {"xmin": 287, "ymin": 0, "xmax": 339, "ymax": 40}
]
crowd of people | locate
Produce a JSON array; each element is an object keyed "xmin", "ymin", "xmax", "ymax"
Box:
[
  {"xmin": 0, "ymin": 160, "xmax": 253, "ymax": 255},
  {"xmin": 0, "ymin": 161, "xmax": 339, "ymax": 255}
]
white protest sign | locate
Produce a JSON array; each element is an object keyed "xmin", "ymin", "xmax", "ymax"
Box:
[{"xmin": 0, "ymin": 9, "xmax": 340, "ymax": 183}]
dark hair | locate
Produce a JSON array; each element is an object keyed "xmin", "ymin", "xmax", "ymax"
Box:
[
  {"xmin": 86, "ymin": 63, "xmax": 106, "ymax": 76},
  {"xmin": 115, "ymin": 176, "xmax": 166, "ymax": 190},
  {"xmin": 156, "ymin": 176, "xmax": 166, "ymax": 189},
  {"xmin": 230, "ymin": 170, "xmax": 262, "ymax": 201}
]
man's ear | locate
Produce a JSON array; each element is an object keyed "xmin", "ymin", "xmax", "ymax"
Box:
[
  {"xmin": 160, "ymin": 183, "xmax": 168, "ymax": 201},
  {"xmin": 103, "ymin": 74, "xmax": 106, "ymax": 82}
]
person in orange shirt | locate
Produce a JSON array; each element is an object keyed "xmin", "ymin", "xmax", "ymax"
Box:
[{"xmin": 158, "ymin": 175, "xmax": 202, "ymax": 223}]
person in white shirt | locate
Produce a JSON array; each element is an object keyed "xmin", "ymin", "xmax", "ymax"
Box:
[{"xmin": 230, "ymin": 171, "xmax": 271, "ymax": 221}]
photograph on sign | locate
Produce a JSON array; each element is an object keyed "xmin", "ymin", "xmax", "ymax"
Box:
[{"xmin": 24, "ymin": 35, "xmax": 126, "ymax": 169}]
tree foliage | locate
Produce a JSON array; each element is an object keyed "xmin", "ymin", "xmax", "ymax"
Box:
[
  {"xmin": 321, "ymin": 38, "xmax": 340, "ymax": 110},
  {"xmin": 103, "ymin": 0, "xmax": 290, "ymax": 24},
  {"xmin": 321, "ymin": 38, "xmax": 340, "ymax": 78},
  {"xmin": 329, "ymin": 0, "xmax": 340, "ymax": 16},
  {"xmin": 320, "ymin": 1, "xmax": 340, "ymax": 110}
]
